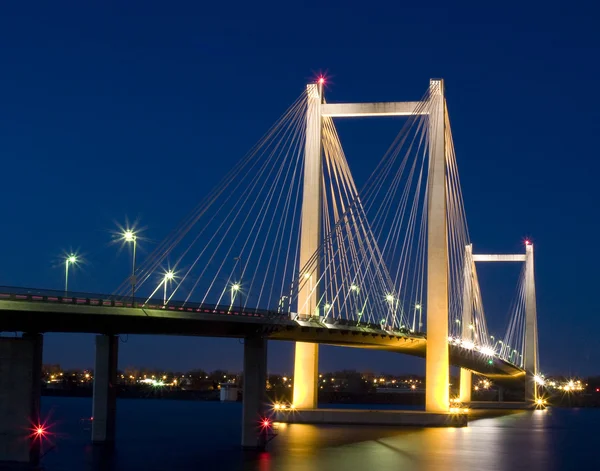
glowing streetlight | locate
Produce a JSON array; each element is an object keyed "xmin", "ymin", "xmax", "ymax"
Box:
[
  {"xmin": 65, "ymin": 254, "xmax": 78, "ymax": 296},
  {"xmin": 163, "ymin": 271, "xmax": 174, "ymax": 305},
  {"xmin": 415, "ymin": 303, "xmax": 423, "ymax": 330},
  {"xmin": 534, "ymin": 374, "xmax": 545, "ymax": 386},
  {"xmin": 231, "ymin": 282, "xmax": 241, "ymax": 308},
  {"xmin": 122, "ymin": 229, "xmax": 137, "ymax": 302},
  {"xmin": 480, "ymin": 346, "xmax": 495, "ymax": 356}
]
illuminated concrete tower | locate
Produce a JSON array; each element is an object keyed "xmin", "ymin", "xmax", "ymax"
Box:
[
  {"xmin": 292, "ymin": 79, "xmax": 451, "ymax": 412},
  {"xmin": 459, "ymin": 244, "xmax": 473, "ymax": 403},
  {"xmin": 524, "ymin": 242, "xmax": 538, "ymax": 401},
  {"xmin": 425, "ymin": 79, "xmax": 450, "ymax": 413},
  {"xmin": 292, "ymin": 82, "xmax": 323, "ymax": 409}
]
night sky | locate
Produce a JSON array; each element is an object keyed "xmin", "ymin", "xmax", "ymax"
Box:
[{"xmin": 1, "ymin": 1, "xmax": 598, "ymax": 377}]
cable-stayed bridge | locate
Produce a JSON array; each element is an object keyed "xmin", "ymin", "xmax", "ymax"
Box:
[{"xmin": 0, "ymin": 78, "xmax": 542, "ymax": 463}]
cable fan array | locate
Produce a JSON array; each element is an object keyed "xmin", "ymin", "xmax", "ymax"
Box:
[
  {"xmin": 285, "ymin": 112, "xmax": 407, "ymax": 329},
  {"xmin": 498, "ymin": 265, "xmax": 533, "ymax": 369},
  {"xmin": 110, "ymin": 79, "xmax": 531, "ymax": 369},
  {"xmin": 112, "ymin": 88, "xmax": 403, "ymax": 329},
  {"xmin": 113, "ymin": 91, "xmax": 310, "ymax": 311}
]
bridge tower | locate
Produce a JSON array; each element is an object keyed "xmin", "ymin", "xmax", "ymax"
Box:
[
  {"xmin": 425, "ymin": 79, "xmax": 450, "ymax": 412},
  {"xmin": 524, "ymin": 242, "xmax": 539, "ymax": 401},
  {"xmin": 292, "ymin": 79, "xmax": 450, "ymax": 412},
  {"xmin": 292, "ymin": 82, "xmax": 323, "ymax": 409},
  {"xmin": 470, "ymin": 243, "xmax": 540, "ymax": 403},
  {"xmin": 459, "ymin": 244, "xmax": 473, "ymax": 403}
]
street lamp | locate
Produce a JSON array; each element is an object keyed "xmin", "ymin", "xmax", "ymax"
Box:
[
  {"xmin": 164, "ymin": 271, "xmax": 174, "ymax": 305},
  {"xmin": 231, "ymin": 282, "xmax": 241, "ymax": 309},
  {"xmin": 122, "ymin": 230, "xmax": 137, "ymax": 302},
  {"xmin": 65, "ymin": 254, "xmax": 77, "ymax": 296}
]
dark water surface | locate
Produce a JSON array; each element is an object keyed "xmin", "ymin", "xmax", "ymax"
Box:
[{"xmin": 39, "ymin": 397, "xmax": 599, "ymax": 471}]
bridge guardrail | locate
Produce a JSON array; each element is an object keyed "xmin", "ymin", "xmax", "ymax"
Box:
[{"xmin": 0, "ymin": 286, "xmax": 290, "ymax": 321}]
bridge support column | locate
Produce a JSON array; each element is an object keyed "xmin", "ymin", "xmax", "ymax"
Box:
[
  {"xmin": 241, "ymin": 335, "xmax": 268, "ymax": 449},
  {"xmin": 0, "ymin": 333, "xmax": 43, "ymax": 467},
  {"xmin": 459, "ymin": 244, "xmax": 473, "ymax": 404},
  {"xmin": 292, "ymin": 81, "xmax": 323, "ymax": 410},
  {"xmin": 425, "ymin": 79, "xmax": 450, "ymax": 413},
  {"xmin": 459, "ymin": 369, "xmax": 472, "ymax": 404},
  {"xmin": 92, "ymin": 334, "xmax": 118, "ymax": 444},
  {"xmin": 524, "ymin": 243, "xmax": 538, "ymax": 402}
]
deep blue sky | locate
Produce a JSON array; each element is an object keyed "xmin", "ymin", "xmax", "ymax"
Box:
[{"xmin": 1, "ymin": 1, "xmax": 598, "ymax": 376}]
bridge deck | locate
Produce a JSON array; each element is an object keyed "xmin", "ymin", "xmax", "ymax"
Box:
[{"xmin": 0, "ymin": 288, "xmax": 525, "ymax": 383}]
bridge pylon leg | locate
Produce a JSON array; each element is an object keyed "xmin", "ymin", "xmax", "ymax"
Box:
[
  {"xmin": 92, "ymin": 334, "xmax": 118, "ymax": 444},
  {"xmin": 425, "ymin": 79, "xmax": 450, "ymax": 413},
  {"xmin": 292, "ymin": 82, "xmax": 323, "ymax": 410},
  {"xmin": 241, "ymin": 335, "xmax": 268, "ymax": 449},
  {"xmin": 459, "ymin": 244, "xmax": 473, "ymax": 404},
  {"xmin": 524, "ymin": 243, "xmax": 538, "ymax": 403},
  {"xmin": 0, "ymin": 333, "xmax": 43, "ymax": 467}
]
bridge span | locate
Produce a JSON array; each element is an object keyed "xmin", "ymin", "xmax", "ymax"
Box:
[{"xmin": 0, "ymin": 286, "xmax": 525, "ymax": 382}]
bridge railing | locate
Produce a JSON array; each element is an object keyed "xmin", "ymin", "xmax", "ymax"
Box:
[{"xmin": 0, "ymin": 286, "xmax": 289, "ymax": 321}]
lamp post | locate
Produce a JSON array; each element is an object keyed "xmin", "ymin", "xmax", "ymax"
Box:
[
  {"xmin": 415, "ymin": 303, "xmax": 422, "ymax": 332},
  {"xmin": 164, "ymin": 271, "xmax": 174, "ymax": 305},
  {"xmin": 65, "ymin": 254, "xmax": 77, "ymax": 296},
  {"xmin": 123, "ymin": 230, "xmax": 137, "ymax": 303},
  {"xmin": 231, "ymin": 283, "xmax": 240, "ymax": 309}
]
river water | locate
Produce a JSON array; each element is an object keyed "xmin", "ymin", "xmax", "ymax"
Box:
[{"xmin": 38, "ymin": 397, "xmax": 598, "ymax": 470}]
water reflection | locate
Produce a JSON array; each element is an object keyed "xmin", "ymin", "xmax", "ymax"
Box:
[
  {"xmin": 39, "ymin": 398, "xmax": 598, "ymax": 471},
  {"xmin": 252, "ymin": 411, "xmax": 556, "ymax": 471}
]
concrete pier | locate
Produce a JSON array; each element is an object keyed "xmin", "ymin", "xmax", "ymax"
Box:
[
  {"xmin": 275, "ymin": 408, "xmax": 468, "ymax": 427},
  {"xmin": 241, "ymin": 335, "xmax": 268, "ymax": 449},
  {"xmin": 0, "ymin": 333, "xmax": 43, "ymax": 467},
  {"xmin": 92, "ymin": 334, "xmax": 118, "ymax": 444}
]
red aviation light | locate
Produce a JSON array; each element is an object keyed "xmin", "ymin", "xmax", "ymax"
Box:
[{"xmin": 260, "ymin": 418, "xmax": 272, "ymax": 429}]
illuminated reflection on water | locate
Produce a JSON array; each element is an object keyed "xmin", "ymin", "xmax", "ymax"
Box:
[
  {"xmin": 39, "ymin": 399, "xmax": 599, "ymax": 471},
  {"xmin": 255, "ymin": 412, "xmax": 552, "ymax": 471}
]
